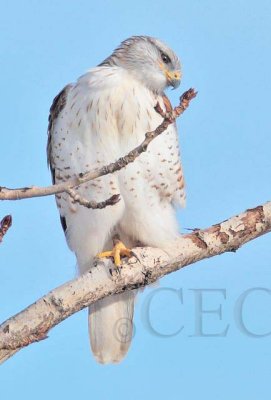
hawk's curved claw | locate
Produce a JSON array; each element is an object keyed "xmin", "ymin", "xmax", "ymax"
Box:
[{"xmin": 97, "ymin": 240, "xmax": 132, "ymax": 267}]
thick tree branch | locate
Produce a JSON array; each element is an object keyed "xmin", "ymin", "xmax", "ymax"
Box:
[
  {"xmin": 0, "ymin": 89, "xmax": 197, "ymax": 203},
  {"xmin": 0, "ymin": 201, "xmax": 270, "ymax": 363}
]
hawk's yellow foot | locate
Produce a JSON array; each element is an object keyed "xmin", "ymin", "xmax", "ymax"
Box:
[{"xmin": 97, "ymin": 240, "xmax": 132, "ymax": 267}]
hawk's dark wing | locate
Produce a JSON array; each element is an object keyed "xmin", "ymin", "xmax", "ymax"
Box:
[{"xmin": 47, "ymin": 84, "xmax": 72, "ymax": 232}]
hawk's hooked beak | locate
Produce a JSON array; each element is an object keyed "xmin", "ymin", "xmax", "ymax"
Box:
[{"xmin": 166, "ymin": 70, "xmax": 181, "ymax": 89}]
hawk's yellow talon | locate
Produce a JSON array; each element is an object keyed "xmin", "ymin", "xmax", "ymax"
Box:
[
  {"xmin": 97, "ymin": 240, "xmax": 132, "ymax": 267},
  {"xmin": 97, "ymin": 250, "xmax": 114, "ymax": 258},
  {"xmin": 122, "ymin": 249, "xmax": 133, "ymax": 258}
]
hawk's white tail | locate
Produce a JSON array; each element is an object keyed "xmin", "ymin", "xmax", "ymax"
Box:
[{"xmin": 88, "ymin": 291, "xmax": 135, "ymax": 364}]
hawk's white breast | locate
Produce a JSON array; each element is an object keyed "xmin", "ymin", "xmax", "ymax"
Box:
[{"xmin": 49, "ymin": 66, "xmax": 185, "ymax": 269}]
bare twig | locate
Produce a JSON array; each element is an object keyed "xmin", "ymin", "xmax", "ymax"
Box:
[
  {"xmin": 66, "ymin": 189, "xmax": 120, "ymax": 209},
  {"xmin": 0, "ymin": 89, "xmax": 197, "ymax": 202},
  {"xmin": 0, "ymin": 201, "xmax": 270, "ymax": 363},
  {"xmin": 0, "ymin": 215, "xmax": 12, "ymax": 243}
]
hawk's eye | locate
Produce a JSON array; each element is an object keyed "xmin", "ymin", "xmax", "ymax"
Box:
[{"xmin": 161, "ymin": 52, "xmax": 171, "ymax": 64}]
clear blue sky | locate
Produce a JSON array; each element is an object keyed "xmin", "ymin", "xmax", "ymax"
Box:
[{"xmin": 1, "ymin": 1, "xmax": 271, "ymax": 399}]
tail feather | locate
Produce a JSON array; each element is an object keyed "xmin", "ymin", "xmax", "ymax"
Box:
[{"xmin": 88, "ymin": 291, "xmax": 135, "ymax": 364}]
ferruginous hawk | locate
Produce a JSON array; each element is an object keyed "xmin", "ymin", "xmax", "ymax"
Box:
[{"xmin": 47, "ymin": 36, "xmax": 185, "ymax": 364}]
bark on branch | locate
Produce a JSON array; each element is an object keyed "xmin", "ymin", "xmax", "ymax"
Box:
[
  {"xmin": 1, "ymin": 201, "xmax": 270, "ymax": 364},
  {"xmin": 0, "ymin": 215, "xmax": 12, "ymax": 243}
]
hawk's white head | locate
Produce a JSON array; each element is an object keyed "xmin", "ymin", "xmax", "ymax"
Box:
[{"xmin": 99, "ymin": 36, "xmax": 181, "ymax": 94}]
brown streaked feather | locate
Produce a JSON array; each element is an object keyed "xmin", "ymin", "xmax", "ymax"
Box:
[
  {"xmin": 162, "ymin": 93, "xmax": 186, "ymax": 206},
  {"xmin": 47, "ymin": 84, "xmax": 72, "ymax": 233},
  {"xmin": 47, "ymin": 84, "xmax": 72, "ymax": 182}
]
